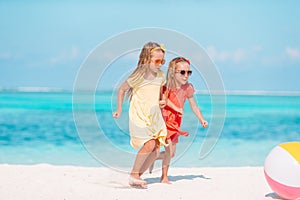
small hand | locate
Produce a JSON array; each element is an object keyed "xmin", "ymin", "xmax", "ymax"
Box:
[
  {"xmin": 201, "ymin": 120, "xmax": 208, "ymax": 128},
  {"xmin": 178, "ymin": 108, "xmax": 183, "ymax": 114},
  {"xmin": 112, "ymin": 110, "xmax": 122, "ymax": 118},
  {"xmin": 159, "ymin": 100, "xmax": 166, "ymax": 108}
]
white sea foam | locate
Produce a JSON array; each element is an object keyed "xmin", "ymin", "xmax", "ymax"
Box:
[
  {"xmin": 0, "ymin": 87, "xmax": 65, "ymax": 92},
  {"xmin": 195, "ymin": 90, "xmax": 300, "ymax": 96}
]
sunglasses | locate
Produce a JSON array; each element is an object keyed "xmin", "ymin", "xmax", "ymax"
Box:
[
  {"xmin": 152, "ymin": 59, "xmax": 165, "ymax": 65},
  {"xmin": 176, "ymin": 70, "xmax": 192, "ymax": 76}
]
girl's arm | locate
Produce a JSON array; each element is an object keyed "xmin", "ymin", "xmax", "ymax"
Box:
[
  {"xmin": 187, "ymin": 96, "xmax": 208, "ymax": 128},
  {"xmin": 159, "ymin": 86, "xmax": 167, "ymax": 108},
  {"xmin": 112, "ymin": 81, "xmax": 130, "ymax": 118},
  {"xmin": 166, "ymin": 99, "xmax": 183, "ymax": 114},
  {"xmin": 159, "ymin": 89, "xmax": 182, "ymax": 113}
]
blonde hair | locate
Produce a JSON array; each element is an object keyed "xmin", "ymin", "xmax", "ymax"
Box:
[
  {"xmin": 126, "ymin": 42, "xmax": 165, "ymax": 100},
  {"xmin": 165, "ymin": 57, "xmax": 190, "ymax": 96}
]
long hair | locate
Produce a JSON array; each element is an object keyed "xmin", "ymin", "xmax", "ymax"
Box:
[
  {"xmin": 165, "ymin": 57, "xmax": 190, "ymax": 97},
  {"xmin": 126, "ymin": 42, "xmax": 165, "ymax": 100}
]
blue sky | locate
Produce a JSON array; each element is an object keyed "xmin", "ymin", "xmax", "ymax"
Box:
[{"xmin": 1, "ymin": 1, "xmax": 300, "ymax": 92}]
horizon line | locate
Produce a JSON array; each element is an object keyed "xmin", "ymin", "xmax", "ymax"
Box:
[{"xmin": 1, "ymin": 86, "xmax": 300, "ymax": 96}]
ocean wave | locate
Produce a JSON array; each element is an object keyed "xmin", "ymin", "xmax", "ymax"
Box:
[
  {"xmin": 0, "ymin": 87, "xmax": 66, "ymax": 92},
  {"xmin": 195, "ymin": 90, "xmax": 300, "ymax": 96}
]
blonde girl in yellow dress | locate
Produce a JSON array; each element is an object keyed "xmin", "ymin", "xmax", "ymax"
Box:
[{"xmin": 113, "ymin": 42, "xmax": 168, "ymax": 188}]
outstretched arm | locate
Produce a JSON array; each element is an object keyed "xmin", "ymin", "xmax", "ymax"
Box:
[
  {"xmin": 112, "ymin": 81, "xmax": 130, "ymax": 118},
  {"xmin": 188, "ymin": 96, "xmax": 208, "ymax": 128}
]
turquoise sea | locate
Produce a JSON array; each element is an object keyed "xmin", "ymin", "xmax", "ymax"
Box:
[{"xmin": 0, "ymin": 91, "xmax": 299, "ymax": 169}]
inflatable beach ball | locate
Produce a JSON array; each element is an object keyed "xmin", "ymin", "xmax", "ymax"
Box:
[{"xmin": 264, "ymin": 142, "xmax": 300, "ymax": 200}]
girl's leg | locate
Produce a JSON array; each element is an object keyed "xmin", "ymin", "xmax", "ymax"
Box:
[
  {"xmin": 130, "ymin": 139, "xmax": 157, "ymax": 182},
  {"xmin": 148, "ymin": 145, "xmax": 166, "ymax": 174},
  {"xmin": 139, "ymin": 140, "xmax": 160, "ymax": 175},
  {"xmin": 161, "ymin": 139, "xmax": 176, "ymax": 184}
]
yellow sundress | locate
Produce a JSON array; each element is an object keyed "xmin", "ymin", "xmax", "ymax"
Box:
[{"xmin": 127, "ymin": 70, "xmax": 167, "ymax": 148}]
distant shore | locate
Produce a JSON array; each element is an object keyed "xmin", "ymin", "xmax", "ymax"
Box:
[{"xmin": 1, "ymin": 87, "xmax": 300, "ymax": 96}]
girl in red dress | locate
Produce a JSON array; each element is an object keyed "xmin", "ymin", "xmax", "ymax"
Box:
[{"xmin": 152, "ymin": 57, "xmax": 208, "ymax": 184}]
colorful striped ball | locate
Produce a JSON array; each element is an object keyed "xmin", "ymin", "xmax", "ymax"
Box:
[{"xmin": 264, "ymin": 142, "xmax": 300, "ymax": 200}]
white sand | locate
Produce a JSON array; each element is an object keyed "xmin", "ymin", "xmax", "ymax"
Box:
[{"xmin": 0, "ymin": 164, "xmax": 277, "ymax": 200}]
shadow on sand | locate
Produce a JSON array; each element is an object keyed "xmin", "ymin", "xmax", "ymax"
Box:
[
  {"xmin": 265, "ymin": 192, "xmax": 284, "ymax": 200},
  {"xmin": 109, "ymin": 174, "xmax": 211, "ymax": 189},
  {"xmin": 145, "ymin": 174, "xmax": 210, "ymax": 185}
]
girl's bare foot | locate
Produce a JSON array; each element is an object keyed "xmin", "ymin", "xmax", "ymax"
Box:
[
  {"xmin": 160, "ymin": 176, "xmax": 171, "ymax": 184},
  {"xmin": 129, "ymin": 175, "xmax": 147, "ymax": 189}
]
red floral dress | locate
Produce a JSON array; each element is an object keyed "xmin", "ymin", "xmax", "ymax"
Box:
[{"xmin": 162, "ymin": 83, "xmax": 195, "ymax": 143}]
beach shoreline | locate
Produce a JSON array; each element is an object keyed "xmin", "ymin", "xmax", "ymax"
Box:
[{"xmin": 0, "ymin": 164, "xmax": 276, "ymax": 200}]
